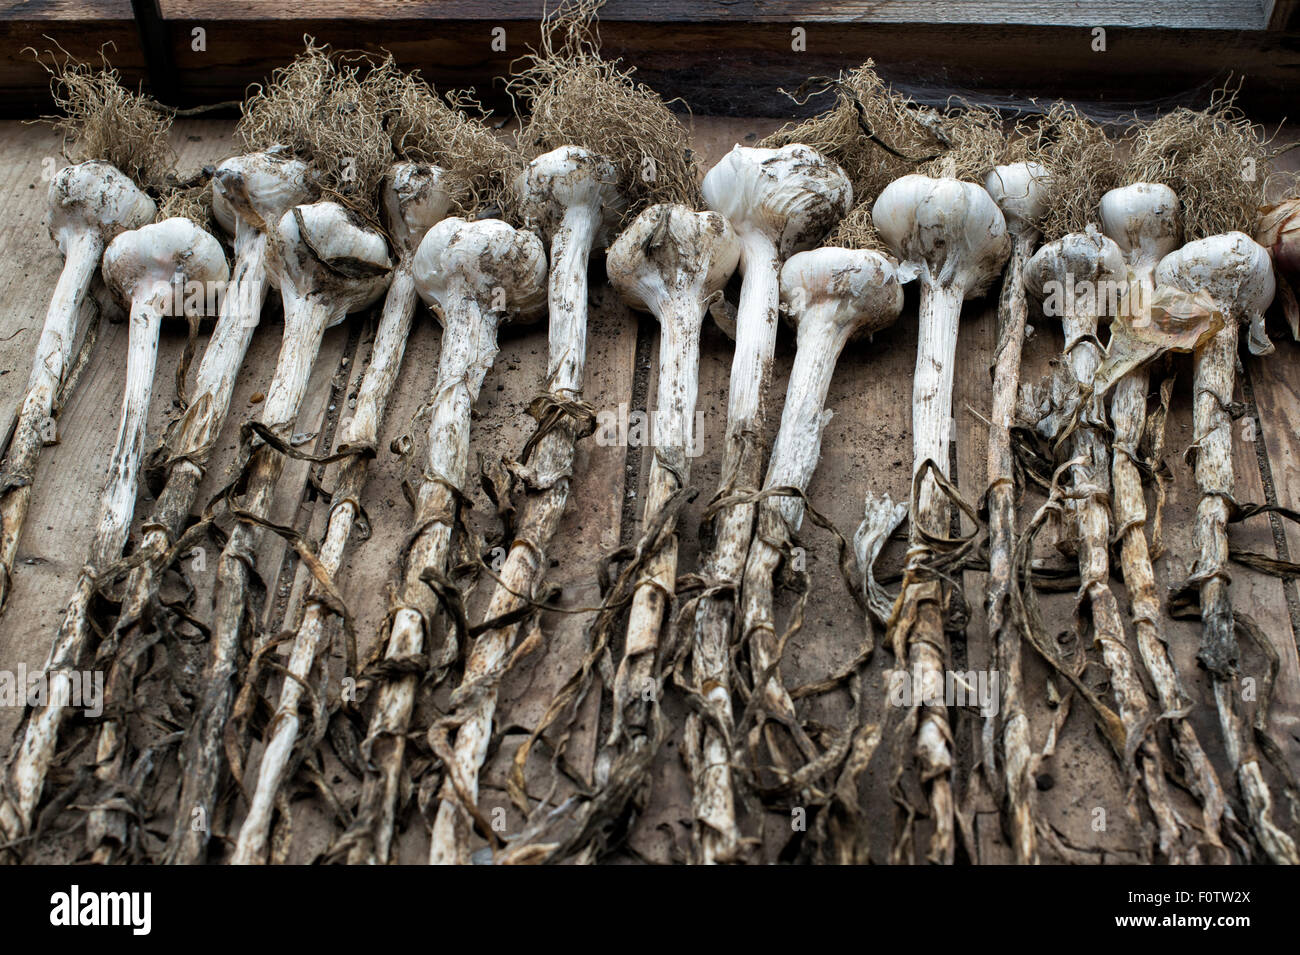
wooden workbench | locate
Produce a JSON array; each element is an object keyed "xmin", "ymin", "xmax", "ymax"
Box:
[{"xmin": 1, "ymin": 115, "xmax": 1298, "ymax": 863}]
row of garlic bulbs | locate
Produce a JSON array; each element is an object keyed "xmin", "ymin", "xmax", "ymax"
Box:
[{"xmin": 2, "ymin": 130, "xmax": 1287, "ymax": 865}]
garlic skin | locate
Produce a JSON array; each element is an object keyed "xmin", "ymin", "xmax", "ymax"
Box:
[
  {"xmin": 264, "ymin": 202, "xmax": 392, "ymax": 431},
  {"xmin": 1155, "ymin": 232, "xmax": 1276, "ymax": 356},
  {"xmin": 0, "ymin": 160, "xmax": 156, "ymax": 612},
  {"xmin": 166, "ymin": 202, "xmax": 391, "ymax": 866},
  {"xmin": 984, "ymin": 161, "xmax": 1049, "ymax": 240},
  {"xmin": 233, "ymin": 167, "xmax": 454, "ymax": 866},
  {"xmin": 345, "ymin": 164, "xmax": 454, "ymax": 456},
  {"xmin": 872, "ymin": 174, "xmax": 1009, "ymax": 525},
  {"xmin": 1155, "ymin": 231, "xmax": 1295, "ymax": 865},
  {"xmin": 80, "ymin": 150, "xmax": 315, "ymax": 863},
  {"xmin": 874, "ymin": 174, "xmax": 1009, "ymax": 295},
  {"xmin": 1099, "ymin": 183, "xmax": 1181, "ymax": 286},
  {"xmin": 517, "ymin": 145, "xmax": 623, "ymax": 392},
  {"xmin": 96, "ymin": 216, "xmax": 229, "ymax": 560},
  {"xmin": 690, "ymin": 143, "xmax": 851, "ymax": 865},
  {"xmin": 1256, "ymin": 197, "xmax": 1300, "ymax": 279},
  {"xmin": 738, "ymin": 248, "xmax": 902, "ymax": 825},
  {"xmin": 704, "ymin": 144, "xmax": 854, "ymax": 259},
  {"xmin": 2, "ymin": 218, "xmax": 226, "ymax": 847},
  {"xmin": 701, "ymin": 144, "xmax": 852, "ymax": 416},
  {"xmin": 606, "ymin": 204, "xmax": 739, "ymax": 456}
]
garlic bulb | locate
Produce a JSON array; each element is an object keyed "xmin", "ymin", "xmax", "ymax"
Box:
[
  {"xmin": 234, "ymin": 165, "xmax": 455, "ymax": 865},
  {"xmin": 0, "ymin": 161, "xmax": 156, "ymax": 611},
  {"xmin": 872, "ymin": 171, "xmax": 1009, "ymax": 865},
  {"xmin": 167, "ymin": 202, "xmax": 391, "ymax": 865},
  {"xmin": 3, "ymin": 217, "xmax": 227, "ymax": 849},
  {"xmin": 691, "ymin": 143, "xmax": 851, "ymax": 864}
]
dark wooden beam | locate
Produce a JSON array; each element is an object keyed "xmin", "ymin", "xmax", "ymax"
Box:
[
  {"xmin": 1, "ymin": 3, "xmax": 1296, "ymax": 119},
  {"xmin": 162, "ymin": 18, "xmax": 1300, "ymax": 119},
  {"xmin": 131, "ymin": 0, "xmax": 178, "ymax": 104},
  {"xmin": 0, "ymin": 3, "xmax": 143, "ymax": 118},
  {"xmin": 158, "ymin": 1, "xmax": 1274, "ymax": 30}
]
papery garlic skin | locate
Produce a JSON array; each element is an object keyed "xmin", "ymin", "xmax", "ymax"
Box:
[
  {"xmin": 984, "ymin": 161, "xmax": 1049, "ymax": 238},
  {"xmin": 2, "ymin": 218, "xmax": 226, "ymax": 848},
  {"xmin": 872, "ymin": 172, "xmax": 1009, "ymax": 865},
  {"xmin": 167, "ymin": 202, "xmax": 391, "ymax": 866},
  {"xmin": 0, "ymin": 161, "xmax": 156, "ymax": 615},
  {"xmin": 234, "ymin": 166, "xmax": 455, "ymax": 866},
  {"xmin": 1156, "ymin": 232, "xmax": 1275, "ymax": 356},
  {"xmin": 690, "ymin": 143, "xmax": 851, "ymax": 865}
]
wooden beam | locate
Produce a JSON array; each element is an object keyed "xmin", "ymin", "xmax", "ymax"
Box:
[
  {"xmin": 156, "ymin": 1, "xmax": 1274, "ymax": 30},
  {"xmin": 159, "ymin": 19, "xmax": 1300, "ymax": 120},
  {"xmin": 1265, "ymin": 0, "xmax": 1300, "ymax": 30},
  {"xmin": 0, "ymin": 5, "xmax": 1295, "ymax": 118}
]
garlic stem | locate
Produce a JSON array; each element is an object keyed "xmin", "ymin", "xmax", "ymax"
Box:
[
  {"xmin": 739, "ymin": 313, "xmax": 857, "ymax": 763},
  {"xmin": 235, "ymin": 165, "xmax": 451, "ymax": 865},
  {"xmin": 166, "ymin": 202, "xmax": 389, "ymax": 864},
  {"xmin": 1157, "ymin": 230, "xmax": 1296, "ymax": 864},
  {"xmin": 3, "ymin": 216, "xmax": 226, "ymax": 854},
  {"xmin": 0, "ymin": 232, "xmax": 103, "ymax": 611},
  {"xmin": 165, "ymin": 294, "xmax": 335, "ymax": 865},
  {"xmin": 421, "ymin": 296, "xmax": 511, "ymax": 863},
  {"xmin": 689, "ymin": 143, "xmax": 850, "ymax": 864},
  {"xmin": 986, "ymin": 233, "xmax": 1036, "ymax": 863},
  {"xmin": 0, "ymin": 161, "xmax": 155, "ymax": 612},
  {"xmin": 86, "ymin": 230, "xmax": 271, "ymax": 862},
  {"xmin": 232, "ymin": 271, "xmax": 419, "ymax": 865},
  {"xmin": 739, "ymin": 247, "xmax": 903, "ymax": 797},
  {"xmin": 872, "ymin": 172, "xmax": 1009, "ymax": 864},
  {"xmin": 422, "ymin": 148, "xmax": 616, "ymax": 865},
  {"xmin": 427, "ymin": 219, "xmax": 592, "ymax": 866},
  {"xmin": 329, "ymin": 215, "xmax": 544, "ymax": 866},
  {"xmin": 5, "ymin": 293, "xmax": 161, "ymax": 837}
]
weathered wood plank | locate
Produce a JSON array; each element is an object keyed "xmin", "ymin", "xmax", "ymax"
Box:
[
  {"xmin": 154, "ymin": 1, "xmax": 1274, "ymax": 30},
  {"xmin": 5, "ymin": 14, "xmax": 1297, "ymax": 118}
]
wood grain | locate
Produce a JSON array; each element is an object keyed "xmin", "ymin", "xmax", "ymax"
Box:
[
  {"xmin": 150, "ymin": 1, "xmax": 1273, "ymax": 30},
  {"xmin": 1, "ymin": 11, "xmax": 1297, "ymax": 118}
]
